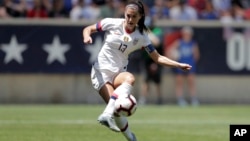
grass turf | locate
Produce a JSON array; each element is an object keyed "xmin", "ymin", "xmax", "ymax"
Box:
[{"xmin": 0, "ymin": 104, "xmax": 249, "ymax": 141}]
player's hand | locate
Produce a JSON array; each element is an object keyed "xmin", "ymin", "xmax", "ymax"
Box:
[
  {"xmin": 179, "ymin": 63, "xmax": 192, "ymax": 71},
  {"xmin": 83, "ymin": 36, "xmax": 93, "ymax": 44}
]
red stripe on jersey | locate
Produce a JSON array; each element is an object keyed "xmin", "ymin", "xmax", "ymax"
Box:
[{"xmin": 96, "ymin": 22, "xmax": 102, "ymax": 31}]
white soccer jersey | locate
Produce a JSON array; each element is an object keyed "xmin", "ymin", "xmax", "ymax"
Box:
[{"xmin": 93, "ymin": 18, "xmax": 151, "ymax": 72}]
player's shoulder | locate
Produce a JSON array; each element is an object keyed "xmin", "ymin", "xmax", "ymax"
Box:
[
  {"xmin": 101, "ymin": 18, "xmax": 124, "ymax": 25},
  {"xmin": 139, "ymin": 30, "xmax": 150, "ymax": 39}
]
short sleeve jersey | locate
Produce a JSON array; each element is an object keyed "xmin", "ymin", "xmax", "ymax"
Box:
[{"xmin": 94, "ymin": 18, "xmax": 151, "ymax": 71}]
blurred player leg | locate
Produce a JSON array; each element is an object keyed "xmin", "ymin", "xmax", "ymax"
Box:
[
  {"xmin": 175, "ymin": 74, "xmax": 187, "ymax": 106},
  {"xmin": 154, "ymin": 70, "xmax": 162, "ymax": 105},
  {"xmin": 155, "ymin": 83, "xmax": 162, "ymax": 105},
  {"xmin": 139, "ymin": 81, "xmax": 149, "ymax": 105},
  {"xmin": 187, "ymin": 74, "xmax": 199, "ymax": 106}
]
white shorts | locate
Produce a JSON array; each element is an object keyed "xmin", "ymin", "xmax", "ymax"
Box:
[{"xmin": 91, "ymin": 67, "xmax": 126, "ymax": 91}]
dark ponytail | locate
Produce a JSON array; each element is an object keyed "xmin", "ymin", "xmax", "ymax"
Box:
[{"xmin": 128, "ymin": 0, "xmax": 149, "ymax": 34}]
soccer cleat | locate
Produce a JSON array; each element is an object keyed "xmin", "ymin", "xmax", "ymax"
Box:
[
  {"xmin": 97, "ymin": 113, "xmax": 121, "ymax": 132},
  {"xmin": 131, "ymin": 133, "xmax": 137, "ymax": 141}
]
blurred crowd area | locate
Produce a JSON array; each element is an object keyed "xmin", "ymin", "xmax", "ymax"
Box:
[{"xmin": 0, "ymin": 0, "xmax": 250, "ymax": 24}]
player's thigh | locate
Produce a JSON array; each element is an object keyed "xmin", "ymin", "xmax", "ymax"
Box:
[
  {"xmin": 187, "ymin": 73, "xmax": 195, "ymax": 86},
  {"xmin": 175, "ymin": 74, "xmax": 184, "ymax": 85},
  {"xmin": 99, "ymin": 83, "xmax": 115, "ymax": 103},
  {"xmin": 113, "ymin": 72, "xmax": 135, "ymax": 88}
]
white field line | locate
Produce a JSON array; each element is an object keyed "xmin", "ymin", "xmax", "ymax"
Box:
[{"xmin": 0, "ymin": 119, "xmax": 235, "ymax": 125}]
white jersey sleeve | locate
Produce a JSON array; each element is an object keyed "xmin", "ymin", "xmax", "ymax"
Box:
[
  {"xmin": 96, "ymin": 18, "xmax": 115, "ymax": 32},
  {"xmin": 141, "ymin": 32, "xmax": 155, "ymax": 54},
  {"xmin": 142, "ymin": 32, "xmax": 151, "ymax": 47}
]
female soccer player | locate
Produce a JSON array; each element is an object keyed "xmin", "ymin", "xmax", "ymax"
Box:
[
  {"xmin": 82, "ymin": 1, "xmax": 191, "ymax": 141},
  {"xmin": 168, "ymin": 26, "xmax": 200, "ymax": 106}
]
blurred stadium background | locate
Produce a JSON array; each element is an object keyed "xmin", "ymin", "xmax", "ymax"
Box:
[
  {"xmin": 0, "ymin": 0, "xmax": 250, "ymax": 141},
  {"xmin": 1, "ymin": 0, "xmax": 250, "ymax": 104}
]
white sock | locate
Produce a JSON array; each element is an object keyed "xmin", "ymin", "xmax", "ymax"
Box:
[
  {"xmin": 114, "ymin": 82, "xmax": 133, "ymax": 97},
  {"xmin": 103, "ymin": 83, "xmax": 133, "ymax": 115},
  {"xmin": 103, "ymin": 98, "xmax": 116, "ymax": 115},
  {"xmin": 114, "ymin": 116, "xmax": 133, "ymax": 140}
]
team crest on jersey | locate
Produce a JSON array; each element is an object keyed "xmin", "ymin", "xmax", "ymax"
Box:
[
  {"xmin": 124, "ymin": 36, "xmax": 129, "ymax": 42},
  {"xmin": 133, "ymin": 38, "xmax": 139, "ymax": 45}
]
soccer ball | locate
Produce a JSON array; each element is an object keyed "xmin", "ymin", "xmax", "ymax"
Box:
[{"xmin": 114, "ymin": 94, "xmax": 137, "ymax": 117}]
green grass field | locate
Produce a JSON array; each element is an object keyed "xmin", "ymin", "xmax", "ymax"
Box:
[{"xmin": 0, "ymin": 104, "xmax": 249, "ymax": 141}]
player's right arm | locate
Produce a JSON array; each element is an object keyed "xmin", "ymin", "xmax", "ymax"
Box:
[
  {"xmin": 83, "ymin": 18, "xmax": 115, "ymax": 44},
  {"xmin": 82, "ymin": 24, "xmax": 97, "ymax": 44}
]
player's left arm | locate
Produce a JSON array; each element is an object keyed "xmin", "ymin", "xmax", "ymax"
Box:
[{"xmin": 145, "ymin": 44, "xmax": 192, "ymax": 71}]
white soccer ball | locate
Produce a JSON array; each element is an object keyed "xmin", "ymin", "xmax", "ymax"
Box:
[{"xmin": 114, "ymin": 94, "xmax": 137, "ymax": 117}]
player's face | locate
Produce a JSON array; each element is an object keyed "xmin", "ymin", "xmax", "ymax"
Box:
[
  {"xmin": 124, "ymin": 7, "xmax": 141, "ymax": 30},
  {"xmin": 182, "ymin": 32, "xmax": 192, "ymax": 41}
]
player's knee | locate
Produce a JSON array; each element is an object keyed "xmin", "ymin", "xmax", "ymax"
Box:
[{"xmin": 124, "ymin": 73, "xmax": 135, "ymax": 85}]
